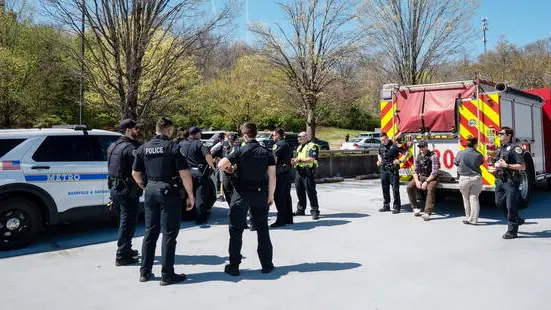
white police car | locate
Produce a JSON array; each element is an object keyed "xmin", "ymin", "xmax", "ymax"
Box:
[{"xmin": 0, "ymin": 126, "xmax": 121, "ymax": 249}]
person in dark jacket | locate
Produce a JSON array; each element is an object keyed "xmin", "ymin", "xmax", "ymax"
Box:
[{"xmin": 270, "ymin": 128, "xmax": 293, "ymax": 227}]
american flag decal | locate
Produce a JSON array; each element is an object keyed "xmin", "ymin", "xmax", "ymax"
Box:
[{"xmin": 1, "ymin": 161, "xmax": 21, "ymax": 171}]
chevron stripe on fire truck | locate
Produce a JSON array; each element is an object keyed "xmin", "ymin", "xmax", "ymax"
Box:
[{"xmin": 458, "ymin": 94, "xmax": 501, "ymax": 186}]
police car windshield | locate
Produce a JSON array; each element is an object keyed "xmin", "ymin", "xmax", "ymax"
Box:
[
  {"xmin": 257, "ymin": 132, "xmax": 272, "ymax": 139},
  {"xmin": 201, "ymin": 133, "xmax": 215, "ymax": 140}
]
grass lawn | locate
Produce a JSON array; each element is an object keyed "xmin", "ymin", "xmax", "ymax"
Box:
[{"xmin": 316, "ymin": 127, "xmax": 368, "ymax": 149}]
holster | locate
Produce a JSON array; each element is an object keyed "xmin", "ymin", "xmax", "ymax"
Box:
[
  {"xmin": 296, "ymin": 166, "xmax": 315, "ymax": 177},
  {"xmin": 276, "ymin": 163, "xmax": 291, "ymax": 175}
]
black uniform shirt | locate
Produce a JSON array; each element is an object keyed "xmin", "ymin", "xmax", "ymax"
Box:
[
  {"xmin": 133, "ymin": 135, "xmax": 188, "ymax": 180},
  {"xmin": 378, "ymin": 141, "xmax": 406, "ymax": 165},
  {"xmin": 496, "ymin": 141, "xmax": 525, "ymax": 174},
  {"xmin": 107, "ymin": 136, "xmax": 141, "ymax": 178},
  {"xmin": 273, "ymin": 139, "xmax": 292, "ymax": 165},
  {"xmin": 227, "ymin": 140, "xmax": 275, "ymax": 186},
  {"xmin": 180, "ymin": 138, "xmax": 210, "ymax": 168}
]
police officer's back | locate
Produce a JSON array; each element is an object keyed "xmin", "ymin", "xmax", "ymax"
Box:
[
  {"xmin": 107, "ymin": 119, "xmax": 142, "ymax": 266},
  {"xmin": 180, "ymin": 126, "xmax": 216, "ymax": 224},
  {"xmin": 488, "ymin": 126, "xmax": 526, "ymax": 239},
  {"xmin": 218, "ymin": 122, "xmax": 276, "ymax": 276},
  {"xmin": 132, "ymin": 117, "xmax": 195, "ymax": 286}
]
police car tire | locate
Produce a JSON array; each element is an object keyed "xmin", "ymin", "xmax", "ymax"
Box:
[{"xmin": 0, "ymin": 198, "xmax": 42, "ymax": 250}]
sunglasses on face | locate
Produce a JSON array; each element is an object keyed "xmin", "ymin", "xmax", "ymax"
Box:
[{"xmin": 498, "ymin": 132, "xmax": 506, "ymax": 136}]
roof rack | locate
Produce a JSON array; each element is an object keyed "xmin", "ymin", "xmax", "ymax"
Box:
[{"xmin": 52, "ymin": 125, "xmax": 89, "ymax": 130}]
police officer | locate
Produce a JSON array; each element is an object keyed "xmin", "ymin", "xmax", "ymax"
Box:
[
  {"xmin": 406, "ymin": 140, "xmax": 440, "ymax": 221},
  {"xmin": 210, "ymin": 132, "xmax": 226, "ymax": 201},
  {"xmin": 488, "ymin": 126, "xmax": 526, "ymax": 239},
  {"xmin": 270, "ymin": 128, "xmax": 293, "ymax": 227},
  {"xmin": 107, "ymin": 119, "xmax": 142, "ymax": 266},
  {"xmin": 218, "ymin": 122, "xmax": 276, "ymax": 276},
  {"xmin": 221, "ymin": 133, "xmax": 239, "ymax": 206},
  {"xmin": 377, "ymin": 132, "xmax": 407, "ymax": 214},
  {"xmin": 180, "ymin": 126, "xmax": 215, "ymax": 224},
  {"xmin": 132, "ymin": 117, "xmax": 195, "ymax": 286},
  {"xmin": 292, "ymin": 132, "xmax": 321, "ymax": 220}
]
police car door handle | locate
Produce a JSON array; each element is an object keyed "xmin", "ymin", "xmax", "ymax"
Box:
[{"xmin": 31, "ymin": 165, "xmax": 50, "ymax": 170}]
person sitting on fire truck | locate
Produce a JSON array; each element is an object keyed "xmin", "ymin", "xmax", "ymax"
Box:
[{"xmin": 407, "ymin": 140, "xmax": 440, "ymax": 221}]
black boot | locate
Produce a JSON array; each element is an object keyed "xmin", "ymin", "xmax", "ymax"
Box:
[
  {"xmin": 379, "ymin": 205, "xmax": 390, "ymax": 212},
  {"xmin": 116, "ymin": 256, "xmax": 139, "ymax": 266},
  {"xmin": 139, "ymin": 272, "xmax": 154, "ymax": 282},
  {"xmin": 224, "ymin": 263, "xmax": 240, "ymax": 276},
  {"xmin": 160, "ymin": 273, "xmax": 187, "ymax": 286}
]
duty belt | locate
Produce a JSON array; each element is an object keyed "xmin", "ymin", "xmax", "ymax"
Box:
[
  {"xmin": 148, "ymin": 176, "xmax": 175, "ymax": 182},
  {"xmin": 382, "ymin": 163, "xmax": 398, "ymax": 170}
]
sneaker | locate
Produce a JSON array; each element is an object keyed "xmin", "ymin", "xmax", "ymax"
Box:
[
  {"xmin": 116, "ymin": 257, "xmax": 139, "ymax": 266},
  {"xmin": 159, "ymin": 273, "xmax": 187, "ymax": 286},
  {"xmin": 139, "ymin": 272, "xmax": 154, "ymax": 282},
  {"xmin": 311, "ymin": 212, "xmax": 320, "ymax": 220},
  {"xmin": 224, "ymin": 263, "xmax": 240, "ymax": 276},
  {"xmin": 378, "ymin": 206, "xmax": 391, "ymax": 212},
  {"xmin": 413, "ymin": 208, "xmax": 421, "ymax": 216},
  {"xmin": 502, "ymin": 232, "xmax": 518, "ymax": 239},
  {"xmin": 262, "ymin": 264, "xmax": 275, "ymax": 274},
  {"xmin": 422, "ymin": 213, "xmax": 431, "ymax": 221}
]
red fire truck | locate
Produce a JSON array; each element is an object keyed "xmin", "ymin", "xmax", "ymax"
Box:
[{"xmin": 379, "ymin": 80, "xmax": 551, "ymax": 205}]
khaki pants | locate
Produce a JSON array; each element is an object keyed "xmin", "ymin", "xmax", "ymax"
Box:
[
  {"xmin": 406, "ymin": 176, "xmax": 438, "ymax": 214},
  {"xmin": 459, "ymin": 175, "xmax": 483, "ymax": 224}
]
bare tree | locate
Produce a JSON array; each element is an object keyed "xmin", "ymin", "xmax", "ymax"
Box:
[
  {"xmin": 249, "ymin": 0, "xmax": 362, "ymax": 138},
  {"xmin": 42, "ymin": 0, "xmax": 237, "ymax": 121},
  {"xmin": 360, "ymin": 0, "xmax": 479, "ymax": 85}
]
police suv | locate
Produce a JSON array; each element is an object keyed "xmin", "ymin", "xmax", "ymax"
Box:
[{"xmin": 0, "ymin": 126, "xmax": 121, "ymax": 249}]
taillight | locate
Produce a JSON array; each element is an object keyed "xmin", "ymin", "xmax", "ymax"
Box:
[{"xmin": 353, "ymin": 143, "xmax": 359, "ymax": 147}]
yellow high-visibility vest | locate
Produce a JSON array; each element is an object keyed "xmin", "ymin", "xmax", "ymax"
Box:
[{"xmin": 295, "ymin": 142, "xmax": 318, "ymax": 168}]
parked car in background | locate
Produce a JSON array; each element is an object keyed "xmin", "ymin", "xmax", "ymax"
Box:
[
  {"xmin": 200, "ymin": 130, "xmax": 225, "ymax": 147},
  {"xmin": 356, "ymin": 132, "xmax": 381, "ymax": 139},
  {"xmin": 340, "ymin": 137, "xmax": 380, "ymax": 150},
  {"xmin": 257, "ymin": 132, "xmax": 276, "ymax": 149},
  {"xmin": 312, "ymin": 138, "xmax": 330, "ymax": 150}
]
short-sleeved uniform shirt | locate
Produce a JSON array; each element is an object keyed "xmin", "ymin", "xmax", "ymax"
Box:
[
  {"xmin": 227, "ymin": 140, "xmax": 275, "ymax": 187},
  {"xmin": 272, "ymin": 139, "xmax": 292, "ymax": 165},
  {"xmin": 378, "ymin": 141, "xmax": 406, "ymax": 165},
  {"xmin": 180, "ymin": 138, "xmax": 210, "ymax": 168}
]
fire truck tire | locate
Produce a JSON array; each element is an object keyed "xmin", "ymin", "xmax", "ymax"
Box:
[{"xmin": 518, "ymin": 156, "xmax": 535, "ymax": 209}]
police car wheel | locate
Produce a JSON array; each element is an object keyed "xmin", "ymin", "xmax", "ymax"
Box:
[{"xmin": 0, "ymin": 198, "xmax": 42, "ymax": 250}]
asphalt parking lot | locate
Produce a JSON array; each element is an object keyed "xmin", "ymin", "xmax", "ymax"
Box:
[{"xmin": 1, "ymin": 180, "xmax": 551, "ymax": 310}]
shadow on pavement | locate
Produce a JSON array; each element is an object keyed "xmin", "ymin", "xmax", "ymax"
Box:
[
  {"xmin": 518, "ymin": 230, "xmax": 551, "ymax": 239},
  {"xmin": 182, "ymin": 262, "xmax": 362, "ymax": 284},
  {"xmin": 153, "ymin": 254, "xmax": 228, "ymax": 266},
  {"xmin": 320, "ymin": 212, "xmax": 369, "ymax": 219},
  {"xmin": 279, "ymin": 220, "xmax": 351, "ymax": 231}
]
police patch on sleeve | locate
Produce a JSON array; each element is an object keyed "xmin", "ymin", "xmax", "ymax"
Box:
[
  {"xmin": 132, "ymin": 150, "xmax": 138, "ymax": 156},
  {"xmin": 515, "ymin": 146, "xmax": 523, "ymax": 154},
  {"xmin": 272, "ymin": 144, "xmax": 278, "ymax": 151}
]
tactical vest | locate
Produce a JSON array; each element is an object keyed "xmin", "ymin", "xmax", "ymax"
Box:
[
  {"xmin": 416, "ymin": 151, "xmax": 434, "ymax": 177},
  {"xmin": 108, "ymin": 139, "xmax": 134, "ymax": 179},
  {"xmin": 496, "ymin": 142, "xmax": 521, "ymax": 181},
  {"xmin": 295, "ymin": 142, "xmax": 318, "ymax": 168},
  {"xmin": 236, "ymin": 142, "xmax": 269, "ymax": 189},
  {"xmin": 143, "ymin": 138, "xmax": 178, "ymax": 180}
]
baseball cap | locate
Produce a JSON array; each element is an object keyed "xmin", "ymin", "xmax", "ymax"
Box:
[
  {"xmin": 188, "ymin": 126, "xmax": 202, "ymax": 135},
  {"xmin": 417, "ymin": 140, "xmax": 428, "ymax": 148},
  {"xmin": 119, "ymin": 119, "xmax": 142, "ymax": 132},
  {"xmin": 217, "ymin": 132, "xmax": 226, "ymax": 139}
]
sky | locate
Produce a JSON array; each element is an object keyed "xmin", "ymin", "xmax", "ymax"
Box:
[{"xmin": 221, "ymin": 0, "xmax": 551, "ymax": 58}]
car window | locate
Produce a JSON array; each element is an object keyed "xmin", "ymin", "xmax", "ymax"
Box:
[
  {"xmin": 366, "ymin": 139, "xmax": 379, "ymax": 143},
  {"xmin": 201, "ymin": 133, "xmax": 215, "ymax": 140},
  {"xmin": 349, "ymin": 138, "xmax": 362, "ymax": 143},
  {"xmin": 96, "ymin": 135, "xmax": 120, "ymax": 161},
  {"xmin": 33, "ymin": 136, "xmax": 94, "ymax": 162},
  {"xmin": 257, "ymin": 132, "xmax": 272, "ymax": 139},
  {"xmin": 0, "ymin": 138, "xmax": 26, "ymax": 158}
]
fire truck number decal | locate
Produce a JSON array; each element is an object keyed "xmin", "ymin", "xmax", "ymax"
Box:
[{"xmin": 431, "ymin": 149, "xmax": 455, "ymax": 169}]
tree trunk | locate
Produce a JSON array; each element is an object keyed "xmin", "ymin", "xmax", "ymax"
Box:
[{"xmin": 305, "ymin": 94, "xmax": 317, "ymax": 139}]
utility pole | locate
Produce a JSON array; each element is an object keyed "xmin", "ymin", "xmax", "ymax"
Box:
[
  {"xmin": 481, "ymin": 17, "xmax": 488, "ymax": 54},
  {"xmin": 79, "ymin": 0, "xmax": 85, "ymax": 125}
]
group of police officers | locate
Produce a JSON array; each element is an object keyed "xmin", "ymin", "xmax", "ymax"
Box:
[
  {"xmin": 107, "ymin": 116, "xmax": 526, "ymax": 286},
  {"xmin": 377, "ymin": 127, "xmax": 526, "ymax": 239},
  {"xmin": 107, "ymin": 117, "xmax": 321, "ymax": 285}
]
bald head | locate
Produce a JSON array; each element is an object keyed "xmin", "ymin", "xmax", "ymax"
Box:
[{"xmin": 298, "ymin": 131, "xmax": 309, "ymax": 145}]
